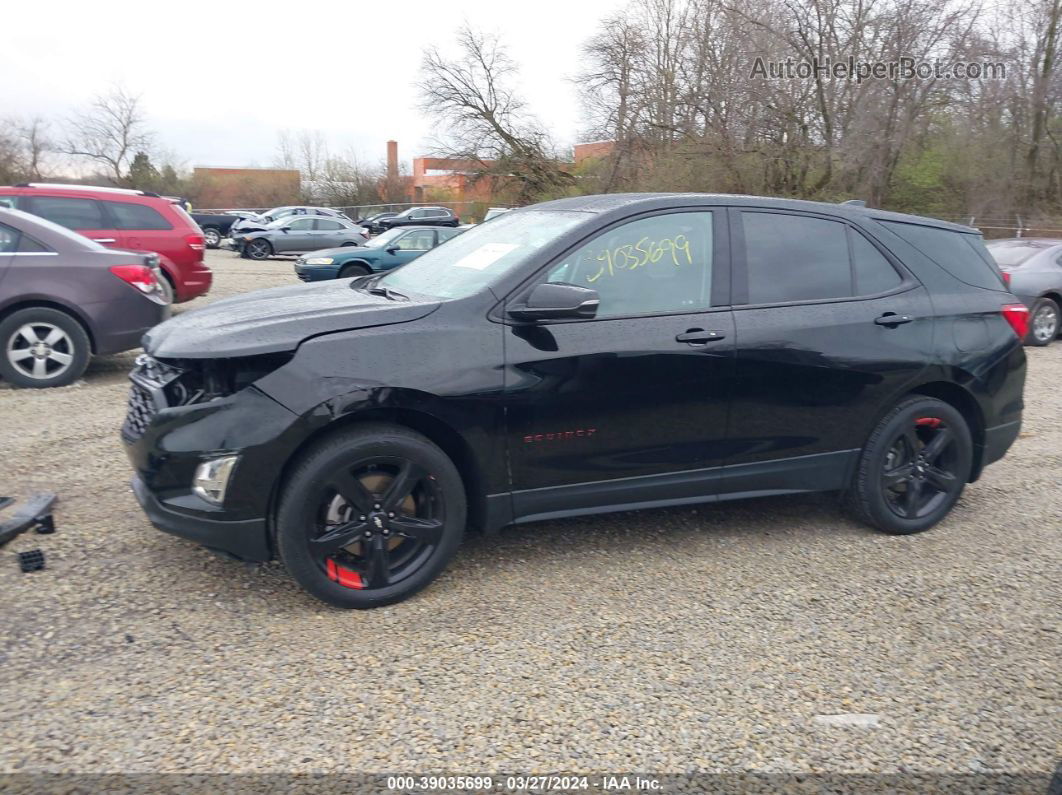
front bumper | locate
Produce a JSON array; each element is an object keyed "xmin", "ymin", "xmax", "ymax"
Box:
[
  {"xmin": 131, "ymin": 475, "xmax": 270, "ymax": 561},
  {"xmin": 294, "ymin": 263, "xmax": 340, "ymax": 282}
]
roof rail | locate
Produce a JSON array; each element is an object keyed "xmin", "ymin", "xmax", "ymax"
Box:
[
  {"xmin": 13, "ymin": 182, "xmax": 159, "ymax": 198},
  {"xmin": 841, "ymin": 199, "xmax": 867, "ymax": 207}
]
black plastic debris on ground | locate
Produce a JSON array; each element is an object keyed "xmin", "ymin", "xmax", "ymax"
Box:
[
  {"xmin": 18, "ymin": 549, "xmax": 45, "ymax": 572},
  {"xmin": 0, "ymin": 492, "xmax": 57, "ymax": 547}
]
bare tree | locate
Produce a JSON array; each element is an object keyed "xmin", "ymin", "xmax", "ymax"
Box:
[
  {"xmin": 63, "ymin": 86, "xmax": 153, "ymax": 186},
  {"xmin": 419, "ymin": 24, "xmax": 573, "ymax": 201}
]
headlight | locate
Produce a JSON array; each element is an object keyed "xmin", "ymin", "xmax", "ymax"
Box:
[
  {"xmin": 304, "ymin": 257, "xmax": 334, "ymax": 265},
  {"xmin": 193, "ymin": 455, "xmax": 239, "ymax": 505}
]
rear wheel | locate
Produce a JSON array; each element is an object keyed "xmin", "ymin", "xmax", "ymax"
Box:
[
  {"xmin": 157, "ymin": 271, "xmax": 175, "ymax": 304},
  {"xmin": 0, "ymin": 307, "xmax": 91, "ymax": 388},
  {"xmin": 276, "ymin": 424, "xmax": 466, "ymax": 608},
  {"xmin": 339, "ymin": 263, "xmax": 371, "ymax": 279},
  {"xmin": 202, "ymin": 227, "xmax": 222, "ymax": 248},
  {"xmin": 1026, "ymin": 298, "xmax": 1059, "ymax": 346},
  {"xmin": 846, "ymin": 396, "xmax": 972, "ymax": 535},
  {"xmin": 245, "ymin": 239, "xmax": 273, "ymax": 260}
]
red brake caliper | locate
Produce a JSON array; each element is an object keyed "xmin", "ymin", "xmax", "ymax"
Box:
[
  {"xmin": 915, "ymin": 417, "xmax": 942, "ymax": 428},
  {"xmin": 326, "ymin": 558, "xmax": 365, "ymax": 589}
]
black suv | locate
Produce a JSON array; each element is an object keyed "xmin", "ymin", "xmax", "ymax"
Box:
[
  {"xmin": 378, "ymin": 206, "xmax": 459, "ymax": 231},
  {"xmin": 122, "ymin": 194, "xmax": 1027, "ymax": 608}
]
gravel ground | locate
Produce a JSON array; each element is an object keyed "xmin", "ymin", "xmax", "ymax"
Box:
[{"xmin": 0, "ymin": 249, "xmax": 1059, "ymax": 782}]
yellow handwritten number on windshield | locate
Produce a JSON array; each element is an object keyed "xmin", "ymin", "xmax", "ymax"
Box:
[{"xmin": 585, "ymin": 235, "xmax": 692, "ymax": 283}]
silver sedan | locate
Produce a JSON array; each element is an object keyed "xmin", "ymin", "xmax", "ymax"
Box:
[{"xmin": 238, "ymin": 216, "xmax": 368, "ymax": 260}]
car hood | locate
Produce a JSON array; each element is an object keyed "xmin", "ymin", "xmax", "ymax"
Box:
[{"xmin": 143, "ymin": 279, "xmax": 440, "ymax": 358}]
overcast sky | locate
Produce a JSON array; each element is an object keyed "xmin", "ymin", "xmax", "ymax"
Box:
[{"xmin": 2, "ymin": 0, "xmax": 625, "ymax": 173}]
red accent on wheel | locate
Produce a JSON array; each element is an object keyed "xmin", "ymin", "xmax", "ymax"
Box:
[
  {"xmin": 326, "ymin": 557, "xmax": 364, "ymax": 589},
  {"xmin": 915, "ymin": 417, "xmax": 942, "ymax": 427}
]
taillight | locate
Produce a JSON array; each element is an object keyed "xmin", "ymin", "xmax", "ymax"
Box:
[
  {"xmin": 1001, "ymin": 303, "xmax": 1030, "ymax": 339},
  {"xmin": 186, "ymin": 233, "xmax": 205, "ymax": 251},
  {"xmin": 110, "ymin": 265, "xmax": 158, "ymax": 294}
]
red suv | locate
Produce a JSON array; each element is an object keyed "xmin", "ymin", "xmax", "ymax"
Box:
[{"xmin": 0, "ymin": 184, "xmax": 212, "ymax": 303}]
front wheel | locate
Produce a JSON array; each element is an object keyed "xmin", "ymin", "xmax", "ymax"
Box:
[
  {"xmin": 846, "ymin": 396, "xmax": 972, "ymax": 535},
  {"xmin": 339, "ymin": 263, "xmax": 371, "ymax": 279},
  {"xmin": 276, "ymin": 424, "xmax": 466, "ymax": 608},
  {"xmin": 1026, "ymin": 298, "xmax": 1059, "ymax": 346},
  {"xmin": 245, "ymin": 239, "xmax": 273, "ymax": 260}
]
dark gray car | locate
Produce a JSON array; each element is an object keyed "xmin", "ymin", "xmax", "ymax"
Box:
[
  {"xmin": 238, "ymin": 215, "xmax": 369, "ymax": 260},
  {"xmin": 986, "ymin": 238, "xmax": 1062, "ymax": 346},
  {"xmin": 0, "ymin": 207, "xmax": 169, "ymax": 387}
]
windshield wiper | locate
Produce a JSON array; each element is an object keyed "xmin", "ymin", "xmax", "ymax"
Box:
[{"xmin": 365, "ymin": 284, "xmax": 408, "ymax": 301}]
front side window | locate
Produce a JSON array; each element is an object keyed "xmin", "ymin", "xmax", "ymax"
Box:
[
  {"xmin": 0, "ymin": 222, "xmax": 19, "ymax": 252},
  {"xmin": 29, "ymin": 196, "xmax": 104, "ymax": 229},
  {"xmin": 106, "ymin": 201, "xmax": 172, "ymax": 230},
  {"xmin": 395, "ymin": 230, "xmax": 434, "ymax": 250},
  {"xmin": 544, "ymin": 212, "xmax": 714, "ymax": 318}
]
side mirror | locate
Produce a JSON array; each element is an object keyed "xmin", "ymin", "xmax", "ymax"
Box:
[
  {"xmin": 386, "ymin": 247, "xmax": 399, "ymax": 255},
  {"xmin": 280, "ymin": 226, "xmax": 291, "ymax": 232},
  {"xmin": 508, "ymin": 282, "xmax": 599, "ymax": 322}
]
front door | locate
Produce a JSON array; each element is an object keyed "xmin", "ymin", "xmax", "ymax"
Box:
[
  {"xmin": 276, "ymin": 217, "xmax": 317, "ymax": 252},
  {"xmin": 503, "ymin": 209, "xmax": 735, "ymax": 520},
  {"xmin": 722, "ymin": 207, "xmax": 933, "ymax": 494},
  {"xmin": 25, "ymin": 196, "xmax": 116, "ymax": 249},
  {"xmin": 378, "ymin": 229, "xmax": 435, "ymax": 270}
]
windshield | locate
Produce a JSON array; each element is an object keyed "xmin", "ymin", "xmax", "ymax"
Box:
[
  {"xmin": 986, "ymin": 241, "xmax": 1050, "ymax": 268},
  {"xmin": 364, "ymin": 228, "xmax": 406, "ymax": 248},
  {"xmin": 378, "ymin": 209, "xmax": 589, "ymax": 299}
]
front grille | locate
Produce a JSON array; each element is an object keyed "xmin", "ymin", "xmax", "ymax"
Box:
[{"xmin": 122, "ymin": 382, "xmax": 157, "ymax": 440}]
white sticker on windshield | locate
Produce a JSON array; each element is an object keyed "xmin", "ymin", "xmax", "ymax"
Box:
[{"xmin": 452, "ymin": 243, "xmax": 519, "ymax": 270}]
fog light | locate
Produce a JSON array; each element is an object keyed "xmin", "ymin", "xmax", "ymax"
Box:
[{"xmin": 193, "ymin": 455, "xmax": 239, "ymax": 505}]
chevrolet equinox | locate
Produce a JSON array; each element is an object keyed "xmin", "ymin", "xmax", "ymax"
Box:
[{"xmin": 122, "ymin": 194, "xmax": 1027, "ymax": 608}]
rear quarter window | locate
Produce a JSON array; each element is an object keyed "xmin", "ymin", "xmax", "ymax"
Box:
[
  {"xmin": 879, "ymin": 221, "xmax": 1004, "ymax": 290},
  {"xmin": 106, "ymin": 201, "xmax": 173, "ymax": 230}
]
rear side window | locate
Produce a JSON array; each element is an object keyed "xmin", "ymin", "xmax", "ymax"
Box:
[
  {"xmin": 880, "ymin": 221, "xmax": 1004, "ymax": 290},
  {"xmin": 19, "ymin": 235, "xmax": 49, "ymax": 252},
  {"xmin": 0, "ymin": 222, "xmax": 18, "ymax": 252},
  {"xmin": 850, "ymin": 231, "xmax": 902, "ymax": 294},
  {"xmin": 29, "ymin": 196, "xmax": 104, "ymax": 229},
  {"xmin": 316, "ymin": 220, "xmax": 344, "ymax": 230},
  {"xmin": 742, "ymin": 212, "xmax": 851, "ymax": 303},
  {"xmin": 106, "ymin": 201, "xmax": 172, "ymax": 230}
]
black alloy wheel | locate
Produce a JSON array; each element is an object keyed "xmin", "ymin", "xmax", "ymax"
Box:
[
  {"xmin": 276, "ymin": 424, "xmax": 465, "ymax": 608},
  {"xmin": 847, "ymin": 396, "xmax": 972, "ymax": 534}
]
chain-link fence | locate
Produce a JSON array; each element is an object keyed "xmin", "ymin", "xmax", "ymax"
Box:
[{"xmin": 192, "ymin": 201, "xmax": 514, "ymax": 225}]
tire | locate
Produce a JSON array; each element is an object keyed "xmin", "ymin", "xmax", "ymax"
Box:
[
  {"xmin": 157, "ymin": 271, "xmax": 175, "ymax": 304},
  {"xmin": 202, "ymin": 227, "xmax": 222, "ymax": 249},
  {"xmin": 340, "ymin": 241, "xmax": 358, "ymax": 247},
  {"xmin": 339, "ymin": 263, "xmax": 371, "ymax": 279},
  {"xmin": 0, "ymin": 307, "xmax": 91, "ymax": 388},
  {"xmin": 1026, "ymin": 297, "xmax": 1059, "ymax": 346},
  {"xmin": 845, "ymin": 396, "xmax": 973, "ymax": 535},
  {"xmin": 275, "ymin": 423, "xmax": 466, "ymax": 608},
  {"xmin": 245, "ymin": 239, "xmax": 273, "ymax": 260}
]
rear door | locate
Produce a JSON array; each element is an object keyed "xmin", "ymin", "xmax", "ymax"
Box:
[
  {"xmin": 723, "ymin": 207, "xmax": 933, "ymax": 494},
  {"xmin": 24, "ymin": 195, "xmax": 116, "ymax": 248},
  {"xmin": 314, "ymin": 218, "xmax": 347, "ymax": 248},
  {"xmin": 0, "ymin": 221, "xmax": 17, "ymax": 289},
  {"xmin": 105, "ymin": 199, "xmax": 176, "ymax": 259}
]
